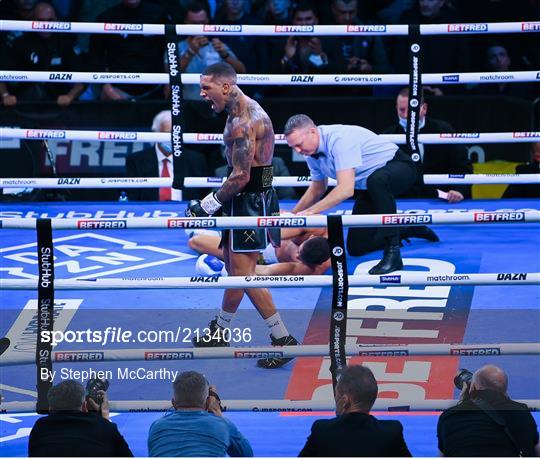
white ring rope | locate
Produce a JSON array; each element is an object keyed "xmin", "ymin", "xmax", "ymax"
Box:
[
  {"xmin": 1, "ymin": 70, "xmax": 537, "ymax": 85},
  {"xmin": 2, "ymin": 174, "xmax": 538, "ymax": 189},
  {"xmin": 2, "ymin": 399, "xmax": 539, "ymax": 414},
  {"xmin": 2, "ymin": 127, "xmax": 538, "ymax": 144},
  {"xmin": 1, "ymin": 272, "xmax": 538, "ymax": 291},
  {"xmin": 1, "ymin": 343, "xmax": 538, "ymax": 367},
  {"xmin": 1, "ymin": 211, "xmax": 539, "ymax": 230},
  {"xmin": 1, "ymin": 20, "xmax": 538, "ymax": 36}
]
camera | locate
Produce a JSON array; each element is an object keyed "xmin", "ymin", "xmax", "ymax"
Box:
[
  {"xmin": 453, "ymin": 368, "xmax": 473, "ymax": 390},
  {"xmin": 85, "ymin": 378, "xmax": 109, "ymax": 405}
]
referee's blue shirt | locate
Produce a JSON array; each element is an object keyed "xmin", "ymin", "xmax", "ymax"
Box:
[{"xmin": 307, "ymin": 125, "xmax": 399, "ymax": 190}]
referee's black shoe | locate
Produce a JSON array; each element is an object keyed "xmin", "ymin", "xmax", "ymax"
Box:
[
  {"xmin": 192, "ymin": 318, "xmax": 230, "ymax": 347},
  {"xmin": 257, "ymin": 334, "xmax": 298, "ymax": 369},
  {"xmin": 368, "ymin": 245, "xmax": 403, "ymax": 275}
]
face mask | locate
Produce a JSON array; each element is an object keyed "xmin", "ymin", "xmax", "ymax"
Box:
[
  {"xmin": 159, "ymin": 142, "xmax": 172, "ymax": 155},
  {"xmin": 398, "ymin": 117, "xmax": 426, "ymax": 130}
]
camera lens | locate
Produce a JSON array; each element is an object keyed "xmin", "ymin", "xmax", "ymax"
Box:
[{"xmin": 453, "ymin": 369, "xmax": 473, "ymax": 390}]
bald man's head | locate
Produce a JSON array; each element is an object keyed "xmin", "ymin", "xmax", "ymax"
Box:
[{"xmin": 472, "ymin": 365, "xmax": 508, "ymax": 394}]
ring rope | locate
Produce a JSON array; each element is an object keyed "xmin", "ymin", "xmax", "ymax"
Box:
[
  {"xmin": 2, "ymin": 272, "xmax": 538, "ymax": 291},
  {"xmin": 1, "ymin": 211, "xmax": 539, "ymax": 230},
  {"xmin": 1, "ymin": 70, "xmax": 537, "ymax": 86},
  {"xmin": 1, "ymin": 343, "xmax": 538, "ymax": 367},
  {"xmin": 2, "ymin": 398, "xmax": 539, "ymax": 414},
  {"xmin": 2, "ymin": 127, "xmax": 538, "ymax": 144},
  {"xmin": 1, "ymin": 20, "xmax": 537, "ymax": 36},
  {"xmin": 2, "ymin": 174, "xmax": 538, "ymax": 189}
]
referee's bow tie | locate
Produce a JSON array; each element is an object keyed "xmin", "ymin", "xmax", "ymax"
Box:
[{"xmin": 311, "ymin": 152, "xmax": 325, "ymax": 160}]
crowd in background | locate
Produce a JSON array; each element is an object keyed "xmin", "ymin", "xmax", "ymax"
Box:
[{"xmin": 1, "ymin": 0, "xmax": 539, "ymax": 106}]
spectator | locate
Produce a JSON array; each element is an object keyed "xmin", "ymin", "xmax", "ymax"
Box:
[
  {"xmin": 147, "ymin": 371, "xmax": 253, "ymax": 457},
  {"xmin": 0, "ymin": 2, "xmax": 85, "ymax": 107},
  {"xmin": 469, "ymin": 43, "xmax": 538, "ymax": 100},
  {"xmin": 170, "ymin": 0, "xmax": 246, "ymax": 101},
  {"xmin": 124, "ymin": 110, "xmax": 208, "ymax": 201},
  {"xmin": 299, "ymin": 365, "xmax": 412, "ymax": 456},
  {"xmin": 28, "ymin": 380, "xmax": 133, "ymax": 457},
  {"xmin": 278, "ymin": 2, "xmax": 329, "ymax": 75},
  {"xmin": 89, "ymin": 0, "xmax": 167, "ymax": 101},
  {"xmin": 323, "ymin": 0, "xmax": 391, "ymax": 95},
  {"xmin": 382, "ymin": 87, "xmax": 472, "ymax": 204},
  {"xmin": 437, "ymin": 365, "xmax": 540, "ymax": 456},
  {"xmin": 502, "ymin": 141, "xmax": 540, "ymax": 198},
  {"xmin": 392, "ymin": 0, "xmax": 470, "ymax": 96},
  {"xmin": 284, "ymin": 114, "xmax": 417, "ymax": 274},
  {"xmin": 259, "ymin": 0, "xmax": 292, "ymax": 24},
  {"xmin": 213, "ymin": 0, "xmax": 266, "ymax": 94},
  {"xmin": 0, "ymin": 0, "xmax": 39, "ymax": 49}
]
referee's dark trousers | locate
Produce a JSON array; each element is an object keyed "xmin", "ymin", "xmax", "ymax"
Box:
[{"xmin": 346, "ymin": 149, "xmax": 416, "ymax": 256}]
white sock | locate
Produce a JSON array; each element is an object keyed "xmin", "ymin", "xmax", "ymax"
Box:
[
  {"xmin": 217, "ymin": 309, "xmax": 235, "ymax": 329},
  {"xmin": 265, "ymin": 312, "xmax": 289, "ymax": 340}
]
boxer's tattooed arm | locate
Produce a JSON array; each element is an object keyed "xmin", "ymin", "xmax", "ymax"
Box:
[{"xmin": 215, "ymin": 122, "xmax": 255, "ymax": 203}]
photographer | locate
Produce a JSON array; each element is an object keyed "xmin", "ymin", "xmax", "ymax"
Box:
[
  {"xmin": 28, "ymin": 379, "xmax": 133, "ymax": 457},
  {"xmin": 147, "ymin": 371, "xmax": 253, "ymax": 457},
  {"xmin": 437, "ymin": 365, "xmax": 540, "ymax": 457}
]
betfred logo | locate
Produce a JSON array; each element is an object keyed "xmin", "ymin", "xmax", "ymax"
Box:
[
  {"xmin": 346, "ymin": 25, "xmax": 386, "ymax": 33},
  {"xmin": 473, "ymin": 212, "xmax": 525, "ymax": 222},
  {"xmin": 32, "ymin": 21, "xmax": 71, "ymax": 30},
  {"xmin": 98, "ymin": 132, "xmax": 137, "ymax": 140},
  {"xmin": 54, "ymin": 352, "xmax": 104, "ymax": 361},
  {"xmin": 448, "ymin": 174, "xmax": 465, "ymax": 178},
  {"xmin": 145, "ymin": 351, "xmax": 193, "ymax": 360},
  {"xmin": 381, "ymin": 215, "xmax": 432, "ymax": 225},
  {"xmin": 234, "ymin": 351, "xmax": 284, "ymax": 358},
  {"xmin": 203, "ymin": 24, "xmax": 242, "ymax": 32},
  {"xmin": 450, "ymin": 347, "xmax": 501, "ymax": 356},
  {"xmin": 440, "ymin": 133, "xmax": 480, "ymax": 138},
  {"xmin": 522, "ymin": 22, "xmax": 540, "ymax": 31},
  {"xmin": 77, "ymin": 220, "xmax": 127, "ymax": 229},
  {"xmin": 26, "ymin": 129, "xmax": 65, "ymax": 139},
  {"xmin": 513, "ymin": 132, "xmax": 540, "ymax": 138},
  {"xmin": 104, "ymin": 23, "xmax": 143, "ymax": 31},
  {"xmin": 257, "ymin": 217, "xmax": 306, "ymax": 227},
  {"xmin": 196, "ymin": 133, "xmax": 223, "ymax": 141},
  {"xmin": 274, "ymin": 25, "xmax": 314, "ymax": 33},
  {"xmin": 167, "ymin": 218, "xmax": 216, "ymax": 228},
  {"xmin": 448, "ymin": 23, "xmax": 488, "ymax": 32},
  {"xmin": 380, "ymin": 275, "xmax": 401, "ymax": 284}
]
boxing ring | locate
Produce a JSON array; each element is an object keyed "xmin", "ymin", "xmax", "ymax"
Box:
[{"xmin": 1, "ymin": 17, "xmax": 540, "ymax": 457}]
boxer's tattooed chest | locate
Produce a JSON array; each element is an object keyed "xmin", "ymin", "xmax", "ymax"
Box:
[{"xmin": 217, "ymin": 99, "xmax": 274, "ymax": 203}]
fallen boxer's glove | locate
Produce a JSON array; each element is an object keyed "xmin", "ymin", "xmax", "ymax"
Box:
[
  {"xmin": 185, "ymin": 193, "xmax": 222, "ymax": 217},
  {"xmin": 196, "ymin": 254, "xmax": 227, "ymax": 277}
]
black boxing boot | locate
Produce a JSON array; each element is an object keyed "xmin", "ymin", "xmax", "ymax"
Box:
[
  {"xmin": 193, "ymin": 318, "xmax": 230, "ymax": 347},
  {"xmin": 257, "ymin": 334, "xmax": 299, "ymax": 369},
  {"xmin": 401, "ymin": 225, "xmax": 440, "ymax": 242},
  {"xmin": 368, "ymin": 245, "xmax": 403, "ymax": 275}
]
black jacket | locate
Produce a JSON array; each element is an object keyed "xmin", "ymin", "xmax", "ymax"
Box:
[
  {"xmin": 383, "ymin": 117, "xmax": 473, "ymax": 199},
  {"xmin": 125, "ymin": 147, "xmax": 160, "ymax": 201},
  {"xmin": 437, "ymin": 390, "xmax": 539, "ymax": 457},
  {"xmin": 28, "ymin": 411, "xmax": 133, "ymax": 457},
  {"xmin": 125, "ymin": 146, "xmax": 208, "ymax": 201},
  {"xmin": 298, "ymin": 412, "xmax": 411, "ymax": 457},
  {"xmin": 502, "ymin": 161, "xmax": 540, "ymax": 198}
]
